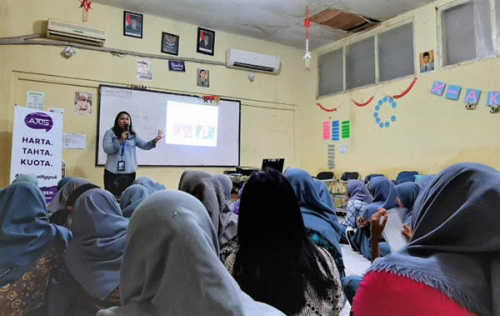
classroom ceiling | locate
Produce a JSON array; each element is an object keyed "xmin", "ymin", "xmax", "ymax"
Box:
[{"xmin": 94, "ymin": 0, "xmax": 434, "ymax": 49}]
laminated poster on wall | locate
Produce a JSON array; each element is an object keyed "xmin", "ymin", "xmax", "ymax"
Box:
[
  {"xmin": 63, "ymin": 133, "xmax": 86, "ymax": 149},
  {"xmin": 26, "ymin": 91, "xmax": 45, "ymax": 110},
  {"xmin": 137, "ymin": 59, "xmax": 153, "ymax": 81},
  {"xmin": 74, "ymin": 92, "xmax": 93, "ymax": 115}
]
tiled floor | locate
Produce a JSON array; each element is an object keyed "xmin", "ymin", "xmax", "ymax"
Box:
[{"xmin": 339, "ymin": 241, "xmax": 371, "ymax": 316}]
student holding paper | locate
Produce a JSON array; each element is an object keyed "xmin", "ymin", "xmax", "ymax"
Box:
[{"xmin": 102, "ymin": 111, "xmax": 163, "ymax": 196}]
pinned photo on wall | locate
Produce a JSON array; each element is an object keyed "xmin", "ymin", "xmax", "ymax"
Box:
[
  {"xmin": 197, "ymin": 27, "xmax": 215, "ymax": 56},
  {"xmin": 161, "ymin": 32, "xmax": 179, "ymax": 56},
  {"xmin": 124, "ymin": 11, "xmax": 143, "ymax": 38},
  {"xmin": 74, "ymin": 92, "xmax": 93, "ymax": 115},
  {"xmin": 197, "ymin": 68, "xmax": 210, "ymax": 88},
  {"xmin": 420, "ymin": 50, "xmax": 435, "ymax": 73},
  {"xmin": 137, "ymin": 60, "xmax": 153, "ymax": 81}
]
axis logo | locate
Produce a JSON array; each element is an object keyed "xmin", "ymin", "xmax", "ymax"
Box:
[{"xmin": 24, "ymin": 112, "xmax": 53, "ymax": 132}]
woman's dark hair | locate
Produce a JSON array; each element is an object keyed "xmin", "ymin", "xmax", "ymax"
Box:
[
  {"xmin": 112, "ymin": 111, "xmax": 135, "ymax": 138},
  {"xmin": 233, "ymin": 168, "xmax": 334, "ymax": 315}
]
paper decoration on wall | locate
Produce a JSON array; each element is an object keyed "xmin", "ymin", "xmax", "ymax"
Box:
[
  {"xmin": 303, "ymin": 6, "xmax": 312, "ymax": 70},
  {"xmin": 431, "ymin": 81, "xmax": 446, "ymax": 96},
  {"xmin": 316, "ymin": 77, "xmax": 417, "ymax": 112},
  {"xmin": 79, "ymin": 0, "xmax": 92, "ymax": 22},
  {"xmin": 445, "ymin": 85, "xmax": 462, "ymax": 100},
  {"xmin": 339, "ymin": 144, "xmax": 348, "ymax": 154},
  {"xmin": 374, "ymin": 96, "xmax": 397, "ymax": 128},
  {"xmin": 341, "ymin": 121, "xmax": 350, "ymax": 139},
  {"xmin": 328, "ymin": 144, "xmax": 335, "ymax": 169},
  {"xmin": 316, "ymin": 94, "xmax": 350, "ymax": 113},
  {"xmin": 332, "ymin": 120, "xmax": 340, "ymax": 141},
  {"xmin": 322, "ymin": 121, "xmax": 330, "ymax": 140},
  {"xmin": 464, "ymin": 89, "xmax": 481, "ymax": 104},
  {"xmin": 431, "ymin": 81, "xmax": 500, "ymax": 113},
  {"xmin": 63, "ymin": 133, "xmax": 87, "ymax": 149}
]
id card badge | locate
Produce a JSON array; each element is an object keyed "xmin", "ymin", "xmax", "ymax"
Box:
[{"xmin": 117, "ymin": 160, "xmax": 126, "ymax": 172}]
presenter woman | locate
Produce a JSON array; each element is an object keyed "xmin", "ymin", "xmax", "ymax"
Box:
[{"xmin": 103, "ymin": 111, "xmax": 163, "ymax": 195}]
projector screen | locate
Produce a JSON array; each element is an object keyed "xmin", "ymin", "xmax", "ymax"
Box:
[{"xmin": 97, "ymin": 86, "xmax": 240, "ymax": 166}]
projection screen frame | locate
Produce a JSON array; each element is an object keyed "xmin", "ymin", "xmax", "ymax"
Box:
[{"xmin": 95, "ymin": 84, "xmax": 241, "ymax": 167}]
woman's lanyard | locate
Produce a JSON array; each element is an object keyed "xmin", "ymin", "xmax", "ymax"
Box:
[
  {"xmin": 121, "ymin": 141, "xmax": 126, "ymax": 157},
  {"xmin": 118, "ymin": 141, "xmax": 126, "ymax": 172}
]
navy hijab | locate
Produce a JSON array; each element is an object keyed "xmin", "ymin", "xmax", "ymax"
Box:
[
  {"xmin": 396, "ymin": 182, "xmax": 420, "ymax": 225},
  {"xmin": 346, "ymin": 180, "xmax": 373, "ymax": 204},
  {"xmin": 369, "ymin": 163, "xmax": 500, "ymax": 316},
  {"xmin": 284, "ymin": 168, "xmax": 341, "ymax": 247},
  {"xmin": 0, "ymin": 183, "xmax": 71, "ymax": 286},
  {"xmin": 120, "ymin": 184, "xmax": 149, "ymax": 218},
  {"xmin": 65, "ymin": 189, "xmax": 128, "ymax": 300},
  {"xmin": 362, "ymin": 177, "xmax": 398, "ymax": 219}
]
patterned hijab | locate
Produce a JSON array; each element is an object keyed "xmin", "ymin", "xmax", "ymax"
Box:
[
  {"xmin": 0, "ymin": 183, "xmax": 71, "ymax": 286},
  {"xmin": 96, "ymin": 191, "xmax": 284, "ymax": 316},
  {"xmin": 179, "ymin": 171, "xmax": 238, "ymax": 245},
  {"xmin": 65, "ymin": 189, "xmax": 128, "ymax": 300},
  {"xmin": 369, "ymin": 163, "xmax": 500, "ymax": 316},
  {"xmin": 120, "ymin": 184, "xmax": 150, "ymax": 218},
  {"xmin": 346, "ymin": 180, "xmax": 373, "ymax": 204}
]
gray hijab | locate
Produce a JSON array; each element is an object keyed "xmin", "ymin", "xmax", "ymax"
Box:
[
  {"xmin": 96, "ymin": 190, "xmax": 284, "ymax": 316},
  {"xmin": 179, "ymin": 171, "xmax": 238, "ymax": 245},
  {"xmin": 120, "ymin": 184, "xmax": 149, "ymax": 218},
  {"xmin": 133, "ymin": 177, "xmax": 166, "ymax": 194},
  {"xmin": 65, "ymin": 189, "xmax": 128, "ymax": 300},
  {"xmin": 368, "ymin": 163, "xmax": 500, "ymax": 316},
  {"xmin": 47, "ymin": 178, "xmax": 90, "ymax": 215}
]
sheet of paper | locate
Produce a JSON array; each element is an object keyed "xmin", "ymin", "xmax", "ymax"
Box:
[
  {"xmin": 26, "ymin": 91, "xmax": 45, "ymax": 110},
  {"xmin": 339, "ymin": 144, "xmax": 348, "ymax": 154},
  {"xmin": 62, "ymin": 133, "xmax": 86, "ymax": 149},
  {"xmin": 382, "ymin": 207, "xmax": 408, "ymax": 253},
  {"xmin": 49, "ymin": 108, "xmax": 64, "ymax": 114}
]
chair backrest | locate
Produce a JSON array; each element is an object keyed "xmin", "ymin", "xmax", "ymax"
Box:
[
  {"xmin": 316, "ymin": 171, "xmax": 334, "ymax": 180},
  {"xmin": 364, "ymin": 174, "xmax": 385, "ymax": 184},
  {"xmin": 341, "ymin": 172, "xmax": 359, "ymax": 181},
  {"xmin": 395, "ymin": 171, "xmax": 419, "ymax": 184}
]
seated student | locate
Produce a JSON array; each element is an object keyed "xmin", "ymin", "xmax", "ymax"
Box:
[
  {"xmin": 132, "ymin": 176, "xmax": 165, "ymax": 194},
  {"xmin": 215, "ymin": 174, "xmax": 235, "ymax": 211},
  {"xmin": 97, "ymin": 190, "xmax": 285, "ymax": 316},
  {"xmin": 351, "ymin": 177, "xmax": 397, "ymax": 261},
  {"xmin": 225, "ymin": 169, "xmax": 344, "ymax": 315},
  {"xmin": 353, "ymin": 163, "xmax": 498, "ymax": 316},
  {"xmin": 0, "ymin": 182, "xmax": 71, "ymax": 315},
  {"xmin": 120, "ymin": 184, "xmax": 150, "ymax": 218},
  {"xmin": 395, "ymin": 182, "xmax": 420, "ymax": 226},
  {"xmin": 179, "ymin": 170, "xmax": 238, "ymax": 247},
  {"xmin": 57, "ymin": 176, "xmax": 74, "ymax": 191},
  {"xmin": 340, "ymin": 180, "xmax": 373, "ymax": 245},
  {"xmin": 284, "ymin": 168, "xmax": 345, "ymax": 277},
  {"xmin": 65, "ymin": 189, "xmax": 128, "ymax": 314},
  {"xmin": 48, "ymin": 178, "xmax": 92, "ymax": 216}
]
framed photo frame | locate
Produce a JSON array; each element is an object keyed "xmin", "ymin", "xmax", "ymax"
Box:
[
  {"xmin": 197, "ymin": 27, "xmax": 215, "ymax": 56},
  {"xmin": 161, "ymin": 32, "xmax": 179, "ymax": 56},
  {"xmin": 124, "ymin": 11, "xmax": 143, "ymax": 38}
]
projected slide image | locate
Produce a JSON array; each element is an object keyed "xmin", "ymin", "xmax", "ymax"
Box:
[{"xmin": 166, "ymin": 101, "xmax": 218, "ymax": 147}]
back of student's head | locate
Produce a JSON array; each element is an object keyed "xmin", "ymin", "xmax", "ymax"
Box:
[{"xmin": 234, "ymin": 168, "xmax": 334, "ymax": 315}]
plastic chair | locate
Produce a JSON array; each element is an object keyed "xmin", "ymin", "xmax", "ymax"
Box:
[{"xmin": 340, "ymin": 172, "xmax": 360, "ymax": 181}]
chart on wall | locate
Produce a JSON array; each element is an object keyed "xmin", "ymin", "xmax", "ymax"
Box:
[{"xmin": 97, "ymin": 86, "xmax": 241, "ymax": 166}]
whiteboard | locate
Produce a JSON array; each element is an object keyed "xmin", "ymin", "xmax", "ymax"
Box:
[{"xmin": 97, "ymin": 86, "xmax": 240, "ymax": 167}]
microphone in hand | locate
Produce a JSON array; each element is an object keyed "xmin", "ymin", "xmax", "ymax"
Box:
[{"xmin": 124, "ymin": 124, "xmax": 130, "ymax": 140}]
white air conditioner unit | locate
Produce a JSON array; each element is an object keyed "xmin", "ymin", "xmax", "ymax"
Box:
[
  {"xmin": 47, "ymin": 19, "xmax": 106, "ymax": 47},
  {"xmin": 226, "ymin": 49, "xmax": 281, "ymax": 74}
]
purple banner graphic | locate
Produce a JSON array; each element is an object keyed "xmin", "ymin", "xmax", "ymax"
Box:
[
  {"xmin": 169, "ymin": 61, "xmax": 186, "ymax": 72},
  {"xmin": 40, "ymin": 186, "xmax": 58, "ymax": 203},
  {"xmin": 24, "ymin": 112, "xmax": 53, "ymax": 132}
]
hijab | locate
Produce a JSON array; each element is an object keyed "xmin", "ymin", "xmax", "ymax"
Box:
[
  {"xmin": 47, "ymin": 178, "xmax": 90, "ymax": 215},
  {"xmin": 284, "ymin": 168, "xmax": 341, "ymax": 248},
  {"xmin": 96, "ymin": 190, "xmax": 284, "ymax": 316},
  {"xmin": 347, "ymin": 180, "xmax": 373, "ymax": 204},
  {"xmin": 396, "ymin": 182, "xmax": 420, "ymax": 225},
  {"xmin": 65, "ymin": 189, "xmax": 128, "ymax": 300},
  {"xmin": 57, "ymin": 177, "xmax": 74, "ymax": 191},
  {"xmin": 215, "ymin": 174, "xmax": 233, "ymax": 202},
  {"xmin": 179, "ymin": 171, "xmax": 238, "ymax": 245},
  {"xmin": 362, "ymin": 176, "xmax": 398, "ymax": 219},
  {"xmin": 133, "ymin": 177, "xmax": 165, "ymax": 194},
  {"xmin": 368, "ymin": 163, "xmax": 500, "ymax": 316},
  {"xmin": 0, "ymin": 182, "xmax": 71, "ymax": 286},
  {"xmin": 11, "ymin": 174, "xmax": 38, "ymax": 185},
  {"xmin": 415, "ymin": 175, "xmax": 436, "ymax": 191},
  {"xmin": 120, "ymin": 184, "xmax": 149, "ymax": 218}
]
